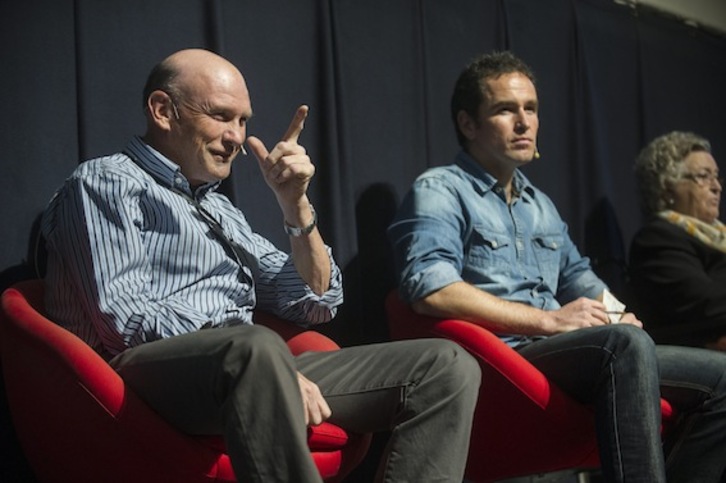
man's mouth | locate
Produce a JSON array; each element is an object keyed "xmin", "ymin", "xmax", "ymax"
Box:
[
  {"xmin": 212, "ymin": 151, "xmax": 235, "ymax": 162},
  {"xmin": 512, "ymin": 137, "xmax": 532, "ymax": 146}
]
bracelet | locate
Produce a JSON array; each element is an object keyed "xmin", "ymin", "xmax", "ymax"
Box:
[{"xmin": 284, "ymin": 204, "xmax": 317, "ymax": 237}]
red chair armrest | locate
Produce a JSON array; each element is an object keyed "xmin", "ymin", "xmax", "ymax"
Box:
[
  {"xmin": 254, "ymin": 311, "xmax": 340, "ymax": 355},
  {"xmin": 386, "ymin": 291, "xmax": 551, "ymax": 406}
]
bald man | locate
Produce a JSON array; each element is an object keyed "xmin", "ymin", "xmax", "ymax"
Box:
[{"xmin": 41, "ymin": 49, "xmax": 481, "ymax": 482}]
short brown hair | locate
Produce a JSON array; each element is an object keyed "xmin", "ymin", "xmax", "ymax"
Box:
[{"xmin": 451, "ymin": 51, "xmax": 536, "ymax": 147}]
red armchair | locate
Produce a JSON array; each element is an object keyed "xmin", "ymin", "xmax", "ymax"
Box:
[
  {"xmin": 0, "ymin": 279, "xmax": 370, "ymax": 483},
  {"xmin": 385, "ymin": 290, "xmax": 674, "ymax": 482}
]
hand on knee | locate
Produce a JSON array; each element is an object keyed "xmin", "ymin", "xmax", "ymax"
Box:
[{"xmin": 297, "ymin": 372, "xmax": 331, "ymax": 426}]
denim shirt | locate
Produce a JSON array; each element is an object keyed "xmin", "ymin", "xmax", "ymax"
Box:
[{"xmin": 388, "ymin": 151, "xmax": 606, "ymax": 346}]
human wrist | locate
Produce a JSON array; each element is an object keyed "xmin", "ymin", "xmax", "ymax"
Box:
[
  {"xmin": 284, "ymin": 203, "xmax": 317, "ymax": 237},
  {"xmin": 539, "ymin": 310, "xmax": 559, "ymax": 335}
]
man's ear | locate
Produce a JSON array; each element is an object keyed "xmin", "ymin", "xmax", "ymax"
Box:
[
  {"xmin": 146, "ymin": 90, "xmax": 176, "ymax": 131},
  {"xmin": 457, "ymin": 110, "xmax": 477, "ymax": 142}
]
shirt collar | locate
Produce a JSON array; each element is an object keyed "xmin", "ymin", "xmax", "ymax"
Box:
[
  {"xmin": 455, "ymin": 150, "xmax": 536, "ymax": 200},
  {"xmin": 125, "ymin": 136, "xmax": 222, "ymax": 198}
]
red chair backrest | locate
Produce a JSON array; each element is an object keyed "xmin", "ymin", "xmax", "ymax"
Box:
[
  {"xmin": 0, "ymin": 280, "xmax": 371, "ymax": 482},
  {"xmin": 0, "ymin": 280, "xmax": 238, "ymax": 482}
]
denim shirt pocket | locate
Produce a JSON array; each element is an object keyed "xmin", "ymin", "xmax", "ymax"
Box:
[
  {"xmin": 532, "ymin": 234, "xmax": 563, "ymax": 292},
  {"xmin": 464, "ymin": 227, "xmax": 513, "ymax": 275}
]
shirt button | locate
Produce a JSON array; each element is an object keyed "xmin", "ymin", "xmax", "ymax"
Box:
[{"xmin": 174, "ymin": 177, "xmax": 183, "ymax": 185}]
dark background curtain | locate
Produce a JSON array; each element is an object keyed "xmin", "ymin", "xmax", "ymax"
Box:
[{"xmin": 2, "ymin": 0, "xmax": 725, "ymax": 479}]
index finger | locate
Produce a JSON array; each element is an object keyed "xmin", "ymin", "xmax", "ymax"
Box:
[{"xmin": 282, "ymin": 105, "xmax": 309, "ymax": 143}]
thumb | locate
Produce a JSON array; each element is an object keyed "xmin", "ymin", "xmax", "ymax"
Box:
[{"xmin": 246, "ymin": 136, "xmax": 269, "ymax": 163}]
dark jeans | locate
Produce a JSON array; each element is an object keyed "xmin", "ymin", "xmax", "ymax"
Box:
[
  {"xmin": 517, "ymin": 324, "xmax": 726, "ymax": 483},
  {"xmin": 110, "ymin": 324, "xmax": 481, "ymax": 483}
]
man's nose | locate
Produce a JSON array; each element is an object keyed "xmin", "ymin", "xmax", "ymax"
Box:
[
  {"xmin": 514, "ymin": 110, "xmax": 530, "ymax": 131},
  {"xmin": 223, "ymin": 126, "xmax": 245, "ymax": 149}
]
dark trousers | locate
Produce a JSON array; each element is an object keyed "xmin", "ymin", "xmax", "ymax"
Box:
[
  {"xmin": 110, "ymin": 324, "xmax": 481, "ymax": 482},
  {"xmin": 517, "ymin": 324, "xmax": 726, "ymax": 483}
]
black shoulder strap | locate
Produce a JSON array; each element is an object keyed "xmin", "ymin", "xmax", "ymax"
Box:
[{"xmin": 123, "ymin": 149, "xmax": 259, "ymax": 284}]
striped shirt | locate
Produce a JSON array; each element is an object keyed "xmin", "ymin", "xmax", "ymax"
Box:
[{"xmin": 42, "ymin": 136, "xmax": 343, "ymax": 357}]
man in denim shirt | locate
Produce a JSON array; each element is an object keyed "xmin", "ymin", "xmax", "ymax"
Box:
[{"xmin": 388, "ymin": 51, "xmax": 726, "ymax": 482}]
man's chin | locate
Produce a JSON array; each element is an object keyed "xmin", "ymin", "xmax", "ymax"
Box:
[
  {"xmin": 511, "ymin": 153, "xmax": 535, "ymax": 166},
  {"xmin": 209, "ymin": 160, "xmax": 233, "ymax": 180},
  {"xmin": 200, "ymin": 169, "xmax": 231, "ymax": 185}
]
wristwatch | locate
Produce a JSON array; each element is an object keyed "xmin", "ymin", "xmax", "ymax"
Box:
[{"xmin": 284, "ymin": 204, "xmax": 317, "ymax": 237}]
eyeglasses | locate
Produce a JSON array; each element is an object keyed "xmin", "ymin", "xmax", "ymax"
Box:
[{"xmin": 681, "ymin": 172, "xmax": 724, "ymax": 187}]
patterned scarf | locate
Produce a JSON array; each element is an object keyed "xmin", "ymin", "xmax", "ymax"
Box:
[{"xmin": 658, "ymin": 210, "xmax": 726, "ymax": 254}]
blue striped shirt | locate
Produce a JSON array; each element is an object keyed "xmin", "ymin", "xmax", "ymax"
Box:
[{"xmin": 42, "ymin": 136, "xmax": 343, "ymax": 357}]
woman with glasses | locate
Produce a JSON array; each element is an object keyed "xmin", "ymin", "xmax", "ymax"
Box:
[{"xmin": 628, "ymin": 131, "xmax": 726, "ymax": 350}]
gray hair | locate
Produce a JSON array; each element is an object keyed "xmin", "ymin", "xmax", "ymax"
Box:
[
  {"xmin": 634, "ymin": 131, "xmax": 712, "ymax": 214},
  {"xmin": 142, "ymin": 58, "xmax": 183, "ymax": 111}
]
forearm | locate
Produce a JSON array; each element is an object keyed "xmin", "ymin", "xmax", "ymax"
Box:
[
  {"xmin": 283, "ymin": 199, "xmax": 331, "ymax": 295},
  {"xmin": 413, "ymin": 281, "xmax": 559, "ymax": 336},
  {"xmin": 289, "ymin": 230, "xmax": 331, "ymax": 295}
]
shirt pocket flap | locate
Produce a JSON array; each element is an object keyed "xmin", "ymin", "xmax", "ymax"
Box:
[
  {"xmin": 533, "ymin": 234, "xmax": 563, "ymax": 251},
  {"xmin": 470, "ymin": 227, "xmax": 511, "ymax": 250}
]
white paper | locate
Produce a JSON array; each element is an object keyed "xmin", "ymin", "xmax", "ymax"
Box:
[{"xmin": 603, "ymin": 289, "xmax": 626, "ymax": 324}]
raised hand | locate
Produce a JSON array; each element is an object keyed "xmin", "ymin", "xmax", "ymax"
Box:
[
  {"xmin": 246, "ymin": 105, "xmax": 315, "ymax": 212},
  {"xmin": 245, "ymin": 105, "xmax": 330, "ymax": 293}
]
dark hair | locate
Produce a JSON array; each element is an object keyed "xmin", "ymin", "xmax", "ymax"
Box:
[
  {"xmin": 450, "ymin": 51, "xmax": 536, "ymax": 147},
  {"xmin": 141, "ymin": 59, "xmax": 182, "ymax": 111}
]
